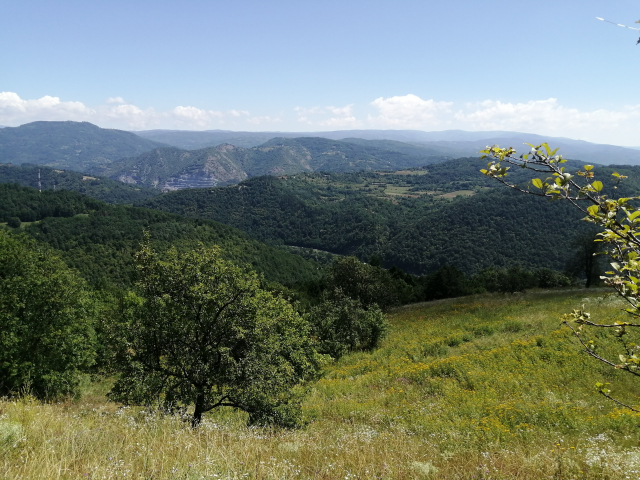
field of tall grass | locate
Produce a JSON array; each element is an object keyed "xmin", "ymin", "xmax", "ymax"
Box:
[{"xmin": 2, "ymin": 289, "xmax": 640, "ymax": 479}]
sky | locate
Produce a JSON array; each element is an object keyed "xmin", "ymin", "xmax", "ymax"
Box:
[{"xmin": 2, "ymin": 0, "xmax": 640, "ymax": 145}]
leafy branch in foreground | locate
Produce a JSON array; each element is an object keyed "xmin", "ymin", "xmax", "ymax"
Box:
[{"xmin": 480, "ymin": 143, "xmax": 640, "ymax": 409}]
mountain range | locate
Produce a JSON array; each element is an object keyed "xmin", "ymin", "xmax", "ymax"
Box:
[
  {"xmin": 3, "ymin": 122, "xmax": 640, "ymax": 193},
  {"xmin": 135, "ymin": 128, "xmax": 640, "ymax": 165}
]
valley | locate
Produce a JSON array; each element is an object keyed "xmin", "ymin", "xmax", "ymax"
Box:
[{"xmin": 2, "ymin": 121, "xmax": 640, "ymax": 479}]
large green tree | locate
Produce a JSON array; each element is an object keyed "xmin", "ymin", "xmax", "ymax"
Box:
[
  {"xmin": 0, "ymin": 231, "xmax": 96, "ymax": 398},
  {"xmin": 107, "ymin": 240, "xmax": 320, "ymax": 428}
]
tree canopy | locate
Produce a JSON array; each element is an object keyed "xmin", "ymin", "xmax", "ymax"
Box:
[
  {"xmin": 107, "ymin": 240, "xmax": 320, "ymax": 427},
  {"xmin": 0, "ymin": 231, "xmax": 96, "ymax": 398}
]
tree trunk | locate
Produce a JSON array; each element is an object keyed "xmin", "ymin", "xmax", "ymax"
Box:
[
  {"xmin": 585, "ymin": 252, "xmax": 594, "ymax": 288},
  {"xmin": 192, "ymin": 391, "xmax": 205, "ymax": 429}
]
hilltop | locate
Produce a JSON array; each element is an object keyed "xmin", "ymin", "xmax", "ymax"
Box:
[
  {"xmin": 0, "ymin": 163, "xmax": 160, "ymax": 204},
  {"xmin": 0, "ymin": 121, "xmax": 166, "ymax": 171}
]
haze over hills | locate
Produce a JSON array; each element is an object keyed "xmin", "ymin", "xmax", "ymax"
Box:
[
  {"xmin": 134, "ymin": 128, "xmax": 541, "ymax": 149},
  {"xmin": 135, "ymin": 127, "xmax": 640, "ymax": 165}
]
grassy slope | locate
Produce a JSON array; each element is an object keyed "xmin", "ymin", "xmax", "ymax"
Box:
[{"xmin": 2, "ymin": 290, "xmax": 640, "ymax": 479}]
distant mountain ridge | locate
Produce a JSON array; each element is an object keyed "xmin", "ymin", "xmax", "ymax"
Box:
[
  {"xmin": 93, "ymin": 137, "xmax": 448, "ymax": 190},
  {"xmin": 3, "ymin": 121, "xmax": 640, "ymax": 193},
  {"xmin": 134, "ymin": 128, "xmax": 536, "ymax": 149},
  {"xmin": 135, "ymin": 128, "xmax": 640, "ymax": 165}
]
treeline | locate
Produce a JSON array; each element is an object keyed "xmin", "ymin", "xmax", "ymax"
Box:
[{"xmin": 315, "ymin": 260, "xmax": 576, "ymax": 309}]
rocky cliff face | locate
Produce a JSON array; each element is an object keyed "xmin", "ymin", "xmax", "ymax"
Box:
[{"xmin": 162, "ymin": 149, "xmax": 249, "ymax": 190}]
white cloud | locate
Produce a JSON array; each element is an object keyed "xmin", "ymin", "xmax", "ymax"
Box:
[
  {"xmin": 319, "ymin": 116, "xmax": 360, "ymax": 128},
  {"xmin": 363, "ymin": 94, "xmax": 640, "ymax": 145},
  {"xmin": 294, "ymin": 104, "xmax": 361, "ymax": 128},
  {"xmin": 106, "ymin": 96, "xmax": 127, "ymax": 104},
  {"xmin": 327, "ymin": 105, "xmax": 354, "ymax": 117},
  {"xmin": 368, "ymin": 94, "xmax": 453, "ymax": 128},
  {"xmin": 0, "ymin": 92, "xmax": 95, "ymax": 124},
  {"xmin": 4, "ymin": 91, "xmax": 640, "ymax": 144},
  {"xmin": 171, "ymin": 106, "xmax": 224, "ymax": 127},
  {"xmin": 0, "ymin": 92, "xmax": 252, "ymax": 131},
  {"xmin": 294, "ymin": 106, "xmax": 325, "ymax": 116},
  {"xmin": 104, "ymin": 104, "xmax": 160, "ymax": 129},
  {"xmin": 454, "ymin": 98, "xmax": 640, "ymax": 145}
]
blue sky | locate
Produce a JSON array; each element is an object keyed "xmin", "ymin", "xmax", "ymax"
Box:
[{"xmin": 2, "ymin": 0, "xmax": 640, "ymax": 145}]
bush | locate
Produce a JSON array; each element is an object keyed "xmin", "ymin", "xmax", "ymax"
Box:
[
  {"xmin": 307, "ymin": 288, "xmax": 389, "ymax": 359},
  {"xmin": 6, "ymin": 217, "xmax": 20, "ymax": 228},
  {"xmin": 423, "ymin": 265, "xmax": 472, "ymax": 300},
  {"xmin": 328, "ymin": 256, "xmax": 405, "ymax": 311}
]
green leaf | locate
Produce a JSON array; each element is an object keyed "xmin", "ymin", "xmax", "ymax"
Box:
[
  {"xmin": 587, "ymin": 205, "xmax": 599, "ymax": 216},
  {"xmin": 592, "ymin": 181, "xmax": 603, "ymax": 192},
  {"xmin": 532, "ymin": 178, "xmax": 543, "ymax": 189}
]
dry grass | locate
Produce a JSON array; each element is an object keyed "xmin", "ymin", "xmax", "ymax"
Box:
[{"xmin": 3, "ymin": 290, "xmax": 640, "ymax": 479}]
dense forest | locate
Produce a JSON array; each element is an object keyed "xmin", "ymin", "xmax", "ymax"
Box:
[
  {"xmin": 139, "ymin": 157, "xmax": 631, "ymax": 275},
  {"xmin": 0, "ymin": 184, "xmax": 321, "ymax": 290}
]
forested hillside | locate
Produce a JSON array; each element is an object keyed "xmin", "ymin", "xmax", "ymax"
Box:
[
  {"xmin": 0, "ymin": 184, "xmax": 321, "ymax": 289},
  {"xmin": 0, "ymin": 121, "xmax": 166, "ymax": 171},
  {"xmin": 140, "ymin": 158, "xmax": 640, "ymax": 275},
  {"xmin": 0, "ymin": 163, "xmax": 160, "ymax": 204}
]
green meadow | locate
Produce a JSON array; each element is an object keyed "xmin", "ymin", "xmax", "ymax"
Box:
[{"xmin": 2, "ymin": 289, "xmax": 640, "ymax": 479}]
